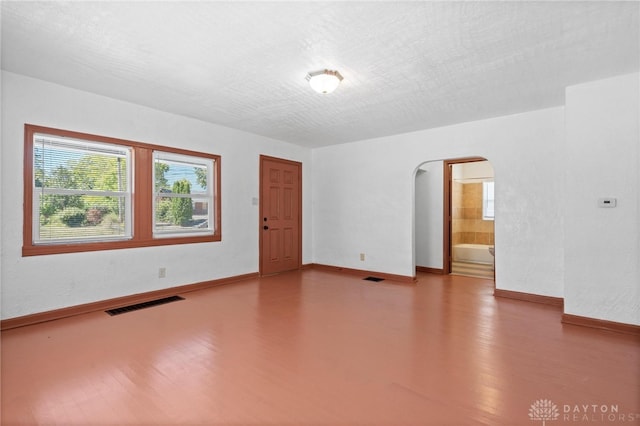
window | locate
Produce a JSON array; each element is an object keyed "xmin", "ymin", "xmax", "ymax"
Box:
[
  {"xmin": 153, "ymin": 151, "xmax": 215, "ymax": 238},
  {"xmin": 23, "ymin": 124, "xmax": 221, "ymax": 256},
  {"xmin": 482, "ymin": 181, "xmax": 495, "ymax": 220},
  {"xmin": 33, "ymin": 135, "xmax": 132, "ymax": 244}
]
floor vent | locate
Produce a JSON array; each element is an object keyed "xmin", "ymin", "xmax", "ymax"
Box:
[
  {"xmin": 106, "ymin": 295, "xmax": 184, "ymax": 316},
  {"xmin": 363, "ymin": 276, "xmax": 385, "ymax": 282}
]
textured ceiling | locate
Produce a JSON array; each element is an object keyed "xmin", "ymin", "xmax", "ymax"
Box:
[{"xmin": 2, "ymin": 1, "xmax": 639, "ymax": 148}]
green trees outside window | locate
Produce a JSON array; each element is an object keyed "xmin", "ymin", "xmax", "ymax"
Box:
[
  {"xmin": 24, "ymin": 124, "xmax": 221, "ymax": 255},
  {"xmin": 170, "ymin": 179, "xmax": 193, "ymax": 226},
  {"xmin": 152, "ymin": 151, "xmax": 214, "ymax": 236},
  {"xmin": 34, "ymin": 138, "xmax": 130, "ymax": 242}
]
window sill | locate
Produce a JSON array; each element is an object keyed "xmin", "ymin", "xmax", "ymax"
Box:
[{"xmin": 22, "ymin": 234, "xmax": 221, "ymax": 256}]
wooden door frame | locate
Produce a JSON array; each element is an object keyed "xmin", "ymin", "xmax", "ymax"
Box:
[
  {"xmin": 259, "ymin": 155, "xmax": 303, "ymax": 276},
  {"xmin": 442, "ymin": 157, "xmax": 487, "ymax": 275}
]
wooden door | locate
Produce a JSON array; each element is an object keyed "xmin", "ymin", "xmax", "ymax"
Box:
[
  {"xmin": 260, "ymin": 156, "xmax": 301, "ymax": 275},
  {"xmin": 443, "ymin": 161, "xmax": 453, "ymax": 275}
]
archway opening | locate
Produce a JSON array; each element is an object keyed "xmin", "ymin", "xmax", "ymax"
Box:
[{"xmin": 413, "ymin": 157, "xmax": 495, "ymax": 281}]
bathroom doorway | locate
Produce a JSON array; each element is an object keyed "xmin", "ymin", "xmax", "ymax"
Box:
[{"xmin": 443, "ymin": 158, "xmax": 495, "ymax": 279}]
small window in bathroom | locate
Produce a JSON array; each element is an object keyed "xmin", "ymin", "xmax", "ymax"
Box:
[{"xmin": 483, "ymin": 181, "xmax": 495, "ymax": 220}]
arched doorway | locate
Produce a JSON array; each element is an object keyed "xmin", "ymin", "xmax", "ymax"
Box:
[{"xmin": 414, "ymin": 157, "xmax": 495, "ymax": 280}]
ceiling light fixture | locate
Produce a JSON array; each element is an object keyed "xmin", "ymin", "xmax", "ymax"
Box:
[{"xmin": 306, "ymin": 69, "xmax": 343, "ymax": 94}]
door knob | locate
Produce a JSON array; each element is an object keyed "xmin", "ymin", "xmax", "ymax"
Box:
[{"xmin": 263, "ymin": 225, "xmax": 269, "ymax": 230}]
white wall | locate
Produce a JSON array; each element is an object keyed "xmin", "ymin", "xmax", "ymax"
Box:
[
  {"xmin": 313, "ymin": 73, "xmax": 639, "ymax": 325},
  {"xmin": 3, "ymin": 70, "xmax": 637, "ymax": 326},
  {"xmin": 1, "ymin": 71, "xmax": 312, "ymax": 320},
  {"xmin": 415, "ymin": 162, "xmax": 443, "ymax": 269},
  {"xmin": 313, "ymin": 106, "xmax": 566, "ymax": 299},
  {"xmin": 565, "ymin": 73, "xmax": 640, "ymax": 325}
]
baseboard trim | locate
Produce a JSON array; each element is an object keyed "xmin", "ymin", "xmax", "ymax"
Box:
[
  {"xmin": 311, "ymin": 263, "xmax": 416, "ymax": 283},
  {"xmin": 494, "ymin": 289, "xmax": 564, "ymax": 307},
  {"xmin": 416, "ymin": 266, "xmax": 444, "ymax": 275},
  {"xmin": 562, "ymin": 314, "xmax": 640, "ymax": 336},
  {"xmin": 1, "ymin": 272, "xmax": 259, "ymax": 331}
]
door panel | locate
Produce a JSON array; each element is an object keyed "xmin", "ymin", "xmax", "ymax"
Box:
[
  {"xmin": 260, "ymin": 156, "xmax": 301, "ymax": 275},
  {"xmin": 283, "ymin": 188, "xmax": 293, "ymax": 219},
  {"xmin": 268, "ymin": 187, "xmax": 280, "ymax": 219},
  {"xmin": 268, "ymin": 228, "xmax": 281, "ymax": 261},
  {"xmin": 283, "ymin": 227, "xmax": 294, "ymax": 259}
]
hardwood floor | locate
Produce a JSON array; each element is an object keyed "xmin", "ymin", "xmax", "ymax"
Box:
[{"xmin": 2, "ymin": 270, "xmax": 639, "ymax": 425}]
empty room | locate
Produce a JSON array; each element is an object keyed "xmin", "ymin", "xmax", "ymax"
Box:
[{"xmin": 1, "ymin": 2, "xmax": 639, "ymax": 425}]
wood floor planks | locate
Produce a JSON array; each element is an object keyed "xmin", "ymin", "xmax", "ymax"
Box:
[{"xmin": 1, "ymin": 270, "xmax": 639, "ymax": 425}]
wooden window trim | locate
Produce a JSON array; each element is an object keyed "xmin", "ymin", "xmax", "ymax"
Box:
[{"xmin": 23, "ymin": 124, "xmax": 221, "ymax": 256}]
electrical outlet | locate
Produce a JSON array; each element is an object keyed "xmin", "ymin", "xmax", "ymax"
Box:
[
  {"xmin": 360, "ymin": 253, "xmax": 365, "ymax": 261},
  {"xmin": 158, "ymin": 267, "xmax": 166, "ymax": 278}
]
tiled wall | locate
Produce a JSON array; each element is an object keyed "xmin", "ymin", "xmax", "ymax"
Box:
[{"xmin": 452, "ymin": 182, "xmax": 494, "ymax": 245}]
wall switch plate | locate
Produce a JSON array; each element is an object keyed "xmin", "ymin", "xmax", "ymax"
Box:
[
  {"xmin": 158, "ymin": 267, "xmax": 166, "ymax": 278},
  {"xmin": 598, "ymin": 198, "xmax": 617, "ymax": 208},
  {"xmin": 360, "ymin": 253, "xmax": 365, "ymax": 261}
]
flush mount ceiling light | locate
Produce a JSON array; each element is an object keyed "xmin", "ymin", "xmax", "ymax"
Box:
[{"xmin": 306, "ymin": 69, "xmax": 344, "ymax": 94}]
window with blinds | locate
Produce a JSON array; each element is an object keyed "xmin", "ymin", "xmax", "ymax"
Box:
[
  {"xmin": 23, "ymin": 124, "xmax": 221, "ymax": 256},
  {"xmin": 33, "ymin": 134, "xmax": 132, "ymax": 244}
]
